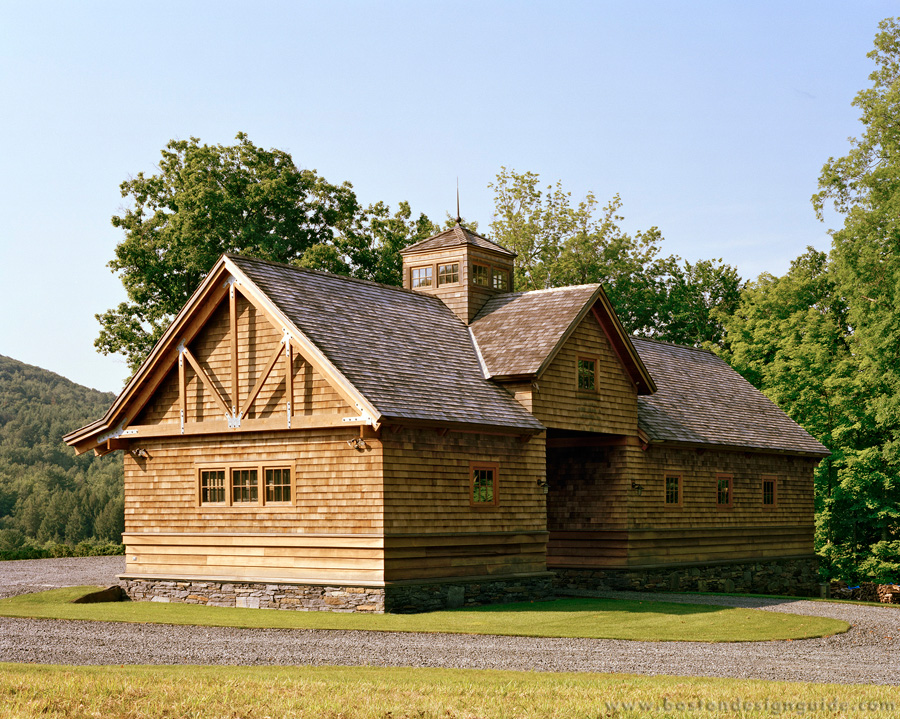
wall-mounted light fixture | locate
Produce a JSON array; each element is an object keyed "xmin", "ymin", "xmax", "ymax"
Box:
[
  {"xmin": 537, "ymin": 477, "xmax": 549, "ymax": 494},
  {"xmin": 347, "ymin": 437, "xmax": 367, "ymax": 450},
  {"xmin": 631, "ymin": 480, "xmax": 644, "ymax": 496},
  {"xmin": 130, "ymin": 448, "xmax": 149, "ymax": 459}
]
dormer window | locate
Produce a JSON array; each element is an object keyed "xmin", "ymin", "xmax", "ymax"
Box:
[
  {"xmin": 438, "ymin": 263, "xmax": 459, "ymax": 286},
  {"xmin": 472, "ymin": 264, "xmax": 489, "ymax": 287},
  {"xmin": 492, "ymin": 269, "xmax": 508, "ymax": 291},
  {"xmin": 412, "ymin": 266, "xmax": 433, "ymax": 288}
]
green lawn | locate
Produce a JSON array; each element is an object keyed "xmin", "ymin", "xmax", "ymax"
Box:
[
  {"xmin": 0, "ymin": 586, "xmax": 849, "ymax": 641},
  {"xmin": 0, "ymin": 663, "xmax": 895, "ymax": 719}
]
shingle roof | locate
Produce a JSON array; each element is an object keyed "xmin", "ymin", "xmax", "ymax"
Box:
[
  {"xmin": 229, "ymin": 255, "xmax": 543, "ymax": 431},
  {"xmin": 400, "ymin": 223, "xmax": 516, "ymax": 257},
  {"xmin": 632, "ymin": 338, "xmax": 829, "ymax": 455},
  {"xmin": 469, "ymin": 285, "xmax": 601, "ymax": 377}
]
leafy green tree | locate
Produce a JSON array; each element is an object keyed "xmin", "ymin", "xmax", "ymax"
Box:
[
  {"xmin": 97, "ymin": 134, "xmax": 433, "ymax": 373},
  {"xmin": 808, "ymin": 17, "xmax": 900, "ymax": 580},
  {"xmin": 488, "ymin": 168, "xmax": 741, "ymax": 345}
]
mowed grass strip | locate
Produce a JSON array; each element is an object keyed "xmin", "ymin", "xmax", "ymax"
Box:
[
  {"xmin": 0, "ymin": 663, "xmax": 896, "ymax": 719},
  {"xmin": 0, "ymin": 587, "xmax": 849, "ymax": 641}
]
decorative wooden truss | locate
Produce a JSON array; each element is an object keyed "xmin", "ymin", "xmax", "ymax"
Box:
[{"xmin": 68, "ymin": 257, "xmax": 382, "ymax": 456}]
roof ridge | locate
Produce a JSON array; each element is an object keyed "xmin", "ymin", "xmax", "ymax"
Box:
[
  {"xmin": 629, "ymin": 335, "xmax": 717, "ymax": 356},
  {"xmin": 225, "ymin": 253, "xmax": 449, "ymax": 305}
]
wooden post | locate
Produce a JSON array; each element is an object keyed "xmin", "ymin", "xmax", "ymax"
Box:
[
  {"xmin": 178, "ymin": 342, "xmax": 186, "ymax": 434},
  {"xmin": 285, "ymin": 338, "xmax": 294, "ymax": 429},
  {"xmin": 229, "ymin": 280, "xmax": 239, "ymax": 420}
]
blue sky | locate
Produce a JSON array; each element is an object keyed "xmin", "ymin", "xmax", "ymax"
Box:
[{"xmin": 0, "ymin": 1, "xmax": 894, "ymax": 393}]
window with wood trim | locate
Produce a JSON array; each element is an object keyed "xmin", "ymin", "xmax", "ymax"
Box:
[
  {"xmin": 232, "ymin": 468, "xmax": 258, "ymax": 503},
  {"xmin": 469, "ymin": 462, "xmax": 499, "ymax": 508},
  {"xmin": 472, "ymin": 263, "xmax": 489, "ymax": 287},
  {"xmin": 265, "ymin": 467, "xmax": 291, "ymax": 503},
  {"xmin": 200, "ymin": 469, "xmax": 226, "ymax": 504},
  {"xmin": 198, "ymin": 464, "xmax": 293, "ymax": 507},
  {"xmin": 762, "ymin": 474, "xmax": 777, "ymax": 508},
  {"xmin": 577, "ymin": 357, "xmax": 597, "ymax": 391},
  {"xmin": 664, "ymin": 474, "xmax": 682, "ymax": 506},
  {"xmin": 491, "ymin": 268, "xmax": 508, "ymax": 290},
  {"xmin": 438, "ymin": 263, "xmax": 459, "ymax": 286},
  {"xmin": 716, "ymin": 473, "xmax": 733, "ymax": 509},
  {"xmin": 411, "ymin": 266, "xmax": 433, "ymax": 288}
]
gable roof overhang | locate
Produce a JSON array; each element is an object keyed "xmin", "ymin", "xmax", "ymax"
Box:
[
  {"xmin": 64, "ymin": 256, "xmax": 382, "ymax": 455},
  {"xmin": 469, "ymin": 284, "xmax": 656, "ymax": 395}
]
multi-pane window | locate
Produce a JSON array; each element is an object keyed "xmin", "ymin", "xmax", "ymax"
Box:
[
  {"xmin": 411, "ymin": 266, "xmax": 433, "ymax": 288},
  {"xmin": 200, "ymin": 470, "xmax": 226, "ymax": 504},
  {"xmin": 491, "ymin": 269, "xmax": 508, "ymax": 290},
  {"xmin": 665, "ymin": 474, "xmax": 681, "ymax": 505},
  {"xmin": 472, "ymin": 264, "xmax": 489, "ymax": 287},
  {"xmin": 762, "ymin": 475, "xmax": 777, "ymax": 507},
  {"xmin": 232, "ymin": 469, "xmax": 258, "ymax": 503},
  {"xmin": 438, "ymin": 263, "xmax": 459, "ymax": 286},
  {"xmin": 577, "ymin": 358, "xmax": 596, "ymax": 391},
  {"xmin": 470, "ymin": 462, "xmax": 499, "ymax": 507},
  {"xmin": 200, "ymin": 464, "xmax": 293, "ymax": 507},
  {"xmin": 716, "ymin": 474, "xmax": 733, "ymax": 508},
  {"xmin": 266, "ymin": 468, "xmax": 291, "ymax": 503}
]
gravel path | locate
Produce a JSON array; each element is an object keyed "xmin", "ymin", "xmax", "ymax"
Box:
[{"xmin": 1, "ymin": 557, "xmax": 899, "ymax": 685}]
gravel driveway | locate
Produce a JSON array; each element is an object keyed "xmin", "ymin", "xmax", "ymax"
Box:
[{"xmin": 1, "ymin": 557, "xmax": 898, "ymax": 685}]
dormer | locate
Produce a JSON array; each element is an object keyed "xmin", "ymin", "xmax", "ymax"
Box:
[{"xmin": 400, "ymin": 223, "xmax": 516, "ymax": 324}]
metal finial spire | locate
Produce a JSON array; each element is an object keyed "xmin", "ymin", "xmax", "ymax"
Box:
[{"xmin": 456, "ymin": 178, "xmax": 462, "ymax": 225}]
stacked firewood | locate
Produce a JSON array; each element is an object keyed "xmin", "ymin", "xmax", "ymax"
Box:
[{"xmin": 830, "ymin": 581, "xmax": 900, "ymax": 603}]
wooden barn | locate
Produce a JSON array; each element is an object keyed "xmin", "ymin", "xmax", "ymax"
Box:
[{"xmin": 65, "ymin": 224, "xmax": 829, "ymax": 611}]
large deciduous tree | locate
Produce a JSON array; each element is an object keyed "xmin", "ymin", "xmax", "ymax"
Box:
[
  {"xmin": 489, "ymin": 167, "xmax": 741, "ymax": 346},
  {"xmin": 97, "ymin": 133, "xmax": 435, "ymax": 372}
]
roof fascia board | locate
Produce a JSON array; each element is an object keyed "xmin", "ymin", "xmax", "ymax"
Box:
[
  {"xmin": 64, "ymin": 258, "xmax": 234, "ymax": 448},
  {"xmin": 643, "ymin": 438, "xmax": 831, "ymax": 458},
  {"xmin": 222, "ymin": 256, "xmax": 382, "ymax": 425},
  {"xmin": 591, "ymin": 289, "xmax": 656, "ymax": 395}
]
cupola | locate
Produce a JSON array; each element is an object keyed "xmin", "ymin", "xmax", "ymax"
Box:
[{"xmin": 400, "ymin": 223, "xmax": 516, "ymax": 324}]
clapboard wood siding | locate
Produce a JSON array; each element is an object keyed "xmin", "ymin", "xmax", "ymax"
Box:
[
  {"xmin": 532, "ymin": 312, "xmax": 638, "ymax": 435},
  {"xmin": 123, "ymin": 532, "xmax": 385, "ymax": 584}
]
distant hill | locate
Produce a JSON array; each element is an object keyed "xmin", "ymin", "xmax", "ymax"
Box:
[{"xmin": 0, "ymin": 354, "xmax": 123, "ymax": 549}]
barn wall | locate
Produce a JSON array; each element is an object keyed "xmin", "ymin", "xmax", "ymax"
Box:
[
  {"xmin": 122, "ymin": 427, "xmax": 384, "ymax": 585},
  {"xmin": 380, "ymin": 427, "xmax": 549, "ymax": 581},
  {"xmin": 546, "ymin": 443, "xmax": 819, "ymax": 570}
]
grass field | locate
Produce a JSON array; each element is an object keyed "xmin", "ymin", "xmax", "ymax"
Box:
[
  {"xmin": 0, "ymin": 586, "xmax": 850, "ymax": 641},
  {"xmin": 0, "ymin": 663, "xmax": 895, "ymax": 718}
]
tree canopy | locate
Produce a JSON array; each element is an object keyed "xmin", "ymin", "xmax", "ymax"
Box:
[
  {"xmin": 96, "ymin": 134, "xmax": 436, "ymax": 372},
  {"xmin": 489, "ymin": 168, "xmax": 742, "ymax": 346},
  {"xmin": 717, "ymin": 18, "xmax": 900, "ymax": 582}
]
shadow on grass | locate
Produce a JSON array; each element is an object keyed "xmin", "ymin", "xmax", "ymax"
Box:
[{"xmin": 452, "ymin": 597, "xmax": 728, "ymax": 616}]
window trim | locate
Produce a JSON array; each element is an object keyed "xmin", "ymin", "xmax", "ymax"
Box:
[
  {"xmin": 716, "ymin": 473, "xmax": 734, "ymax": 510},
  {"xmin": 410, "ymin": 265, "xmax": 433, "ymax": 289},
  {"xmin": 469, "ymin": 461, "xmax": 500, "ymax": 510},
  {"xmin": 437, "ymin": 262, "xmax": 460, "ymax": 286},
  {"xmin": 471, "ymin": 263, "xmax": 490, "ymax": 288},
  {"xmin": 761, "ymin": 474, "xmax": 778, "ymax": 509},
  {"xmin": 664, "ymin": 473, "xmax": 683, "ymax": 508},
  {"xmin": 576, "ymin": 355, "xmax": 598, "ymax": 392},
  {"xmin": 197, "ymin": 462, "xmax": 295, "ymax": 508},
  {"xmin": 491, "ymin": 267, "xmax": 509, "ymax": 291}
]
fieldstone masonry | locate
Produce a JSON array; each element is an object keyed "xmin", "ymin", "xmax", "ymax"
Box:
[
  {"xmin": 554, "ymin": 556, "xmax": 821, "ymax": 597},
  {"xmin": 121, "ymin": 579, "xmax": 386, "ymax": 612},
  {"xmin": 120, "ymin": 575, "xmax": 554, "ymax": 613}
]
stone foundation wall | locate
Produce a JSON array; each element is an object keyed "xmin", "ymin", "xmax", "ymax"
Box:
[
  {"xmin": 120, "ymin": 575, "xmax": 555, "ymax": 613},
  {"xmin": 385, "ymin": 576, "xmax": 555, "ymax": 613},
  {"xmin": 121, "ymin": 579, "xmax": 385, "ymax": 613},
  {"xmin": 554, "ymin": 556, "xmax": 821, "ymax": 597}
]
